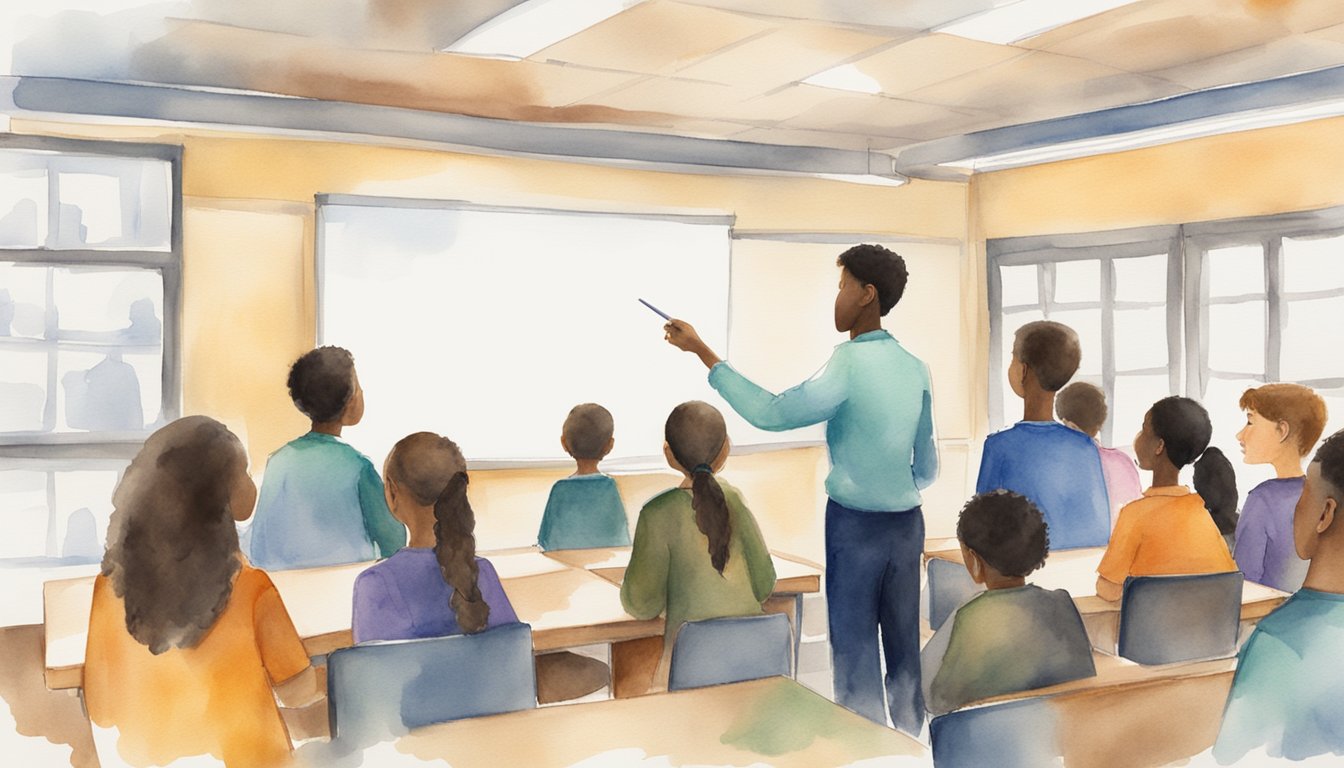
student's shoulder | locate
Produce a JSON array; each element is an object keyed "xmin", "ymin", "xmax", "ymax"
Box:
[{"xmin": 638, "ymin": 488, "xmax": 687, "ymax": 517}]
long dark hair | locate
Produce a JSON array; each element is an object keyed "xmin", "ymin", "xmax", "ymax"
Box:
[
  {"xmin": 102, "ymin": 416, "xmax": 246, "ymax": 654},
  {"xmin": 666, "ymin": 401, "xmax": 731, "ymax": 574},
  {"xmin": 385, "ymin": 432, "xmax": 489, "ymax": 634},
  {"xmin": 1149, "ymin": 396, "xmax": 1238, "ymax": 530}
]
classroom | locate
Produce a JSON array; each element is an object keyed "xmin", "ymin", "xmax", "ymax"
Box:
[{"xmin": 4, "ymin": 1, "xmax": 1344, "ymax": 766}]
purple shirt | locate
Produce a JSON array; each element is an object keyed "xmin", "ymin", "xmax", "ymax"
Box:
[
  {"xmin": 1233, "ymin": 477, "xmax": 1309, "ymax": 593},
  {"xmin": 351, "ymin": 548, "xmax": 518, "ymax": 643},
  {"xmin": 1096, "ymin": 443, "xmax": 1143, "ymax": 530}
]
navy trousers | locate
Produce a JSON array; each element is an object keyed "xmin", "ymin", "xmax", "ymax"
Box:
[{"xmin": 825, "ymin": 498, "xmax": 925, "ymax": 735}]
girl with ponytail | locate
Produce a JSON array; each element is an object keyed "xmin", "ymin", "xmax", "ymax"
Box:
[
  {"xmin": 1095, "ymin": 396, "xmax": 1238, "ymax": 602},
  {"xmin": 352, "ymin": 432, "xmax": 517, "ymax": 642},
  {"xmin": 621, "ymin": 401, "xmax": 777, "ymax": 687}
]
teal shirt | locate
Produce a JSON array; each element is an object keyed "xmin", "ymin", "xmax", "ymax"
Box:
[
  {"xmin": 708, "ymin": 330, "xmax": 937, "ymax": 512},
  {"xmin": 249, "ymin": 432, "xmax": 406, "ymax": 570},
  {"xmin": 537, "ymin": 473, "xmax": 631, "ymax": 551},
  {"xmin": 1214, "ymin": 588, "xmax": 1344, "ymax": 763}
]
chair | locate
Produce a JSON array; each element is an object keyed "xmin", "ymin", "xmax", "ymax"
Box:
[
  {"xmin": 668, "ymin": 613, "xmax": 792, "ymax": 691},
  {"xmin": 326, "ymin": 622, "xmax": 536, "ymax": 749},
  {"xmin": 1117, "ymin": 572, "xmax": 1244, "ymax": 665},
  {"xmin": 930, "ymin": 697, "xmax": 1060, "ymax": 768},
  {"xmin": 927, "ymin": 557, "xmax": 984, "ymax": 630}
]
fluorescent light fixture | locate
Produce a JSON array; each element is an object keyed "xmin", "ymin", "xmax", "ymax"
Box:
[
  {"xmin": 801, "ymin": 64, "xmax": 883, "ymax": 95},
  {"xmin": 443, "ymin": 0, "xmax": 641, "ymax": 60},
  {"xmin": 939, "ymin": 97, "xmax": 1344, "ymax": 172},
  {"xmin": 936, "ymin": 0, "xmax": 1143, "ymax": 45}
]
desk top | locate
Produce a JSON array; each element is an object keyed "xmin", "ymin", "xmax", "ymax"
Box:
[
  {"xmin": 544, "ymin": 547, "xmax": 823, "ymax": 592},
  {"xmin": 391, "ymin": 676, "xmax": 925, "ymax": 768}
]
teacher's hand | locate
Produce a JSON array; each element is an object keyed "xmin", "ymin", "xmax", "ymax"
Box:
[{"xmin": 664, "ymin": 319, "xmax": 722, "ymax": 370}]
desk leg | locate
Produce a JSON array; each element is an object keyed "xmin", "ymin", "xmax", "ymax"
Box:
[
  {"xmin": 610, "ymin": 636, "xmax": 662, "ymax": 698},
  {"xmin": 763, "ymin": 593, "xmax": 803, "ymax": 678}
]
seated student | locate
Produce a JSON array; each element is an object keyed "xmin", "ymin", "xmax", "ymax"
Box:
[
  {"xmin": 84, "ymin": 416, "xmax": 323, "ymax": 768},
  {"xmin": 978, "ymin": 321, "xmax": 1110, "ymax": 549},
  {"xmin": 1056, "ymin": 381, "xmax": 1143, "ymax": 530},
  {"xmin": 352, "ymin": 432, "xmax": 517, "ymax": 643},
  {"xmin": 1232, "ymin": 383, "xmax": 1327, "ymax": 593},
  {"xmin": 249, "ymin": 346, "xmax": 406, "ymax": 570},
  {"xmin": 1214, "ymin": 428, "xmax": 1344, "ymax": 763},
  {"xmin": 621, "ymin": 401, "xmax": 777, "ymax": 687},
  {"xmin": 537, "ymin": 403, "xmax": 631, "ymax": 551},
  {"xmin": 921, "ymin": 490, "xmax": 1096, "ymax": 716},
  {"xmin": 1096, "ymin": 397, "xmax": 1237, "ymax": 602}
]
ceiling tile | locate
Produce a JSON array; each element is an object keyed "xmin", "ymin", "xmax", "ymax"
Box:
[
  {"xmin": 848, "ymin": 33, "xmax": 1027, "ymax": 97},
  {"xmin": 673, "ymin": 20, "xmax": 902, "ymax": 92},
  {"xmin": 578, "ymin": 76, "xmax": 762, "ymax": 122},
  {"xmin": 673, "ymin": 0, "xmax": 1000, "ymax": 31},
  {"xmin": 1150, "ymin": 34, "xmax": 1344, "ymax": 91},
  {"xmin": 780, "ymin": 94, "xmax": 991, "ymax": 140}
]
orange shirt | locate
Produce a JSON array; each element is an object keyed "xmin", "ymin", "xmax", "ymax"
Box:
[
  {"xmin": 84, "ymin": 563, "xmax": 310, "ymax": 768},
  {"xmin": 1097, "ymin": 486, "xmax": 1237, "ymax": 585}
]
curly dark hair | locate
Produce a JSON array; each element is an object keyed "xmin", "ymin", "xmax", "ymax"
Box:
[
  {"xmin": 563, "ymin": 403, "xmax": 614, "ymax": 460},
  {"xmin": 956, "ymin": 490, "xmax": 1049, "ymax": 578},
  {"xmin": 1313, "ymin": 428, "xmax": 1344, "ymax": 497},
  {"xmin": 102, "ymin": 416, "xmax": 246, "ymax": 654},
  {"xmin": 666, "ymin": 401, "xmax": 732, "ymax": 574},
  {"xmin": 836, "ymin": 244, "xmax": 908, "ymax": 316},
  {"xmin": 1013, "ymin": 321, "xmax": 1081, "ymax": 392},
  {"xmin": 287, "ymin": 346, "xmax": 356, "ymax": 423}
]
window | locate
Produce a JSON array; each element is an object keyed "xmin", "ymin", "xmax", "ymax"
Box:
[{"xmin": 0, "ymin": 136, "xmax": 181, "ymax": 568}]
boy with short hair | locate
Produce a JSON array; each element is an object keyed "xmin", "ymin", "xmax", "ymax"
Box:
[
  {"xmin": 537, "ymin": 403, "xmax": 630, "ymax": 551},
  {"xmin": 922, "ymin": 490, "xmax": 1096, "ymax": 715},
  {"xmin": 1056, "ymin": 381, "xmax": 1142, "ymax": 530},
  {"xmin": 249, "ymin": 346, "xmax": 405, "ymax": 569},
  {"xmin": 977, "ymin": 321, "xmax": 1110, "ymax": 549},
  {"xmin": 1214, "ymin": 428, "xmax": 1344, "ymax": 762},
  {"xmin": 1233, "ymin": 382, "xmax": 1328, "ymax": 593}
]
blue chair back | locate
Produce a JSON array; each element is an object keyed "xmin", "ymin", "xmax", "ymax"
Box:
[
  {"xmin": 327, "ymin": 622, "xmax": 536, "ymax": 748},
  {"xmin": 1117, "ymin": 572, "xmax": 1244, "ymax": 665},
  {"xmin": 930, "ymin": 697, "xmax": 1060, "ymax": 768},
  {"xmin": 928, "ymin": 557, "xmax": 983, "ymax": 630},
  {"xmin": 668, "ymin": 613, "xmax": 792, "ymax": 691}
]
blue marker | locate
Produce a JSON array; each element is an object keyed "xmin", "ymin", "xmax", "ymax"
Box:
[{"xmin": 639, "ymin": 298, "xmax": 672, "ymax": 321}]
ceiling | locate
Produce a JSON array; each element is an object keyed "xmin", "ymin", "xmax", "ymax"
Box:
[{"xmin": 9, "ymin": 0, "xmax": 1344, "ymax": 176}]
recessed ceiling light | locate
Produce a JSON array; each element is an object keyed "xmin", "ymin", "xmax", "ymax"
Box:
[
  {"xmin": 935, "ymin": 0, "xmax": 1143, "ymax": 46},
  {"xmin": 443, "ymin": 0, "xmax": 642, "ymax": 60},
  {"xmin": 800, "ymin": 64, "xmax": 883, "ymax": 95}
]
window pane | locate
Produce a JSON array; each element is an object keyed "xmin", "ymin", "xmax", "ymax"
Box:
[
  {"xmin": 1282, "ymin": 296, "xmax": 1344, "ymax": 381},
  {"xmin": 53, "ymin": 469, "xmax": 121, "ymax": 561},
  {"xmin": 1000, "ymin": 264, "xmax": 1037, "ymax": 307},
  {"xmin": 0, "ymin": 262, "xmax": 49, "ymax": 340},
  {"xmin": 0, "ymin": 160, "xmax": 48, "ymax": 249},
  {"xmin": 52, "ymin": 157, "xmax": 172, "ymax": 251},
  {"xmin": 0, "ymin": 348, "xmax": 48, "ymax": 432},
  {"xmin": 1052, "ymin": 260, "xmax": 1099, "ymax": 303},
  {"xmin": 0, "ymin": 471, "xmax": 49, "ymax": 560},
  {"xmin": 53, "ymin": 267, "xmax": 163, "ymax": 340},
  {"xmin": 1047, "ymin": 309, "xmax": 1102, "ymax": 377},
  {"xmin": 57, "ymin": 351, "xmax": 154, "ymax": 432},
  {"xmin": 1114, "ymin": 254, "xmax": 1167, "ymax": 304},
  {"xmin": 1113, "ymin": 306, "xmax": 1169, "ymax": 371},
  {"xmin": 57, "ymin": 172, "xmax": 122, "ymax": 247},
  {"xmin": 1283, "ymin": 235, "xmax": 1344, "ymax": 294},
  {"xmin": 1207, "ymin": 301, "xmax": 1265, "ymax": 374},
  {"xmin": 1111, "ymin": 374, "xmax": 1173, "ymax": 450},
  {"xmin": 1207, "ymin": 245, "xmax": 1265, "ymax": 297}
]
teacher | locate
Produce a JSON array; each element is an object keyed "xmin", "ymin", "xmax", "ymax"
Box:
[{"xmin": 663, "ymin": 243, "xmax": 937, "ymax": 734}]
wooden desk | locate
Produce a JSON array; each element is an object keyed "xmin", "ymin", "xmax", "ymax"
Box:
[
  {"xmin": 389, "ymin": 677, "xmax": 926, "ymax": 768},
  {"xmin": 543, "ymin": 546, "xmax": 823, "ymax": 593}
]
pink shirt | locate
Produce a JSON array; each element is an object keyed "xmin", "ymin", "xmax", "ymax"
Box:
[{"xmin": 1096, "ymin": 443, "xmax": 1143, "ymax": 531}]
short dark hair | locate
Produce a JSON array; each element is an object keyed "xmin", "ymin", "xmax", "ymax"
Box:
[
  {"xmin": 836, "ymin": 244, "xmax": 908, "ymax": 316},
  {"xmin": 1148, "ymin": 396, "xmax": 1212, "ymax": 469},
  {"xmin": 956, "ymin": 490, "xmax": 1049, "ymax": 578},
  {"xmin": 1013, "ymin": 321, "xmax": 1081, "ymax": 392},
  {"xmin": 1056, "ymin": 381, "xmax": 1107, "ymax": 436},
  {"xmin": 1313, "ymin": 428, "xmax": 1344, "ymax": 497},
  {"xmin": 563, "ymin": 403, "xmax": 614, "ymax": 460},
  {"xmin": 287, "ymin": 346, "xmax": 356, "ymax": 423}
]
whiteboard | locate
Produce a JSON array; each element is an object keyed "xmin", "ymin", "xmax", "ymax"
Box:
[{"xmin": 318, "ymin": 198, "xmax": 731, "ymax": 465}]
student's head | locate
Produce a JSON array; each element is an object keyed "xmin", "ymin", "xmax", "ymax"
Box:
[
  {"xmin": 956, "ymin": 490, "xmax": 1049, "ymax": 584},
  {"xmin": 1055, "ymin": 381, "xmax": 1107, "ymax": 437},
  {"xmin": 561, "ymin": 403, "xmax": 615, "ymax": 462},
  {"xmin": 384, "ymin": 432, "xmax": 489, "ymax": 633},
  {"xmin": 102, "ymin": 416, "xmax": 254, "ymax": 654},
  {"xmin": 1136, "ymin": 395, "xmax": 1237, "ymax": 513},
  {"xmin": 1297, "ymin": 428, "xmax": 1344, "ymax": 561},
  {"xmin": 834, "ymin": 244, "xmax": 908, "ymax": 332},
  {"xmin": 287, "ymin": 346, "xmax": 363, "ymax": 427},
  {"xmin": 1009, "ymin": 321, "xmax": 1081, "ymax": 397},
  {"xmin": 1237, "ymin": 383, "xmax": 1328, "ymax": 463},
  {"xmin": 664, "ymin": 401, "xmax": 732, "ymax": 574}
]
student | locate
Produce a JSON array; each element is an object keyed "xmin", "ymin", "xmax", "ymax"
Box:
[
  {"xmin": 352, "ymin": 432, "xmax": 517, "ymax": 643},
  {"xmin": 84, "ymin": 416, "xmax": 322, "ymax": 768},
  {"xmin": 1232, "ymin": 383, "xmax": 1327, "ymax": 593},
  {"xmin": 1095, "ymin": 397, "xmax": 1237, "ymax": 601},
  {"xmin": 537, "ymin": 403, "xmax": 631, "ymax": 551},
  {"xmin": 663, "ymin": 244, "xmax": 936, "ymax": 732},
  {"xmin": 1055, "ymin": 381, "xmax": 1143, "ymax": 530},
  {"xmin": 249, "ymin": 346, "xmax": 406, "ymax": 570},
  {"xmin": 620, "ymin": 401, "xmax": 777, "ymax": 688},
  {"xmin": 979, "ymin": 321, "xmax": 1110, "ymax": 550},
  {"xmin": 1214, "ymin": 428, "xmax": 1344, "ymax": 763},
  {"xmin": 922, "ymin": 490, "xmax": 1095, "ymax": 716}
]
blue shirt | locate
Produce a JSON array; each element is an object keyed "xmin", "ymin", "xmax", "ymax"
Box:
[
  {"xmin": 1214, "ymin": 589, "xmax": 1344, "ymax": 763},
  {"xmin": 537, "ymin": 473, "xmax": 630, "ymax": 551},
  {"xmin": 976, "ymin": 421, "xmax": 1110, "ymax": 549},
  {"xmin": 351, "ymin": 549, "xmax": 518, "ymax": 643},
  {"xmin": 249, "ymin": 432, "xmax": 406, "ymax": 570},
  {"xmin": 708, "ymin": 330, "xmax": 937, "ymax": 512},
  {"xmin": 1233, "ymin": 477, "xmax": 1309, "ymax": 593}
]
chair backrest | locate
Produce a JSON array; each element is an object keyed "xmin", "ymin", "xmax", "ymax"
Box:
[
  {"xmin": 928, "ymin": 557, "xmax": 984, "ymax": 630},
  {"xmin": 930, "ymin": 697, "xmax": 1061, "ymax": 768},
  {"xmin": 668, "ymin": 613, "xmax": 792, "ymax": 691},
  {"xmin": 327, "ymin": 622, "xmax": 536, "ymax": 748},
  {"xmin": 1117, "ymin": 572, "xmax": 1244, "ymax": 665}
]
